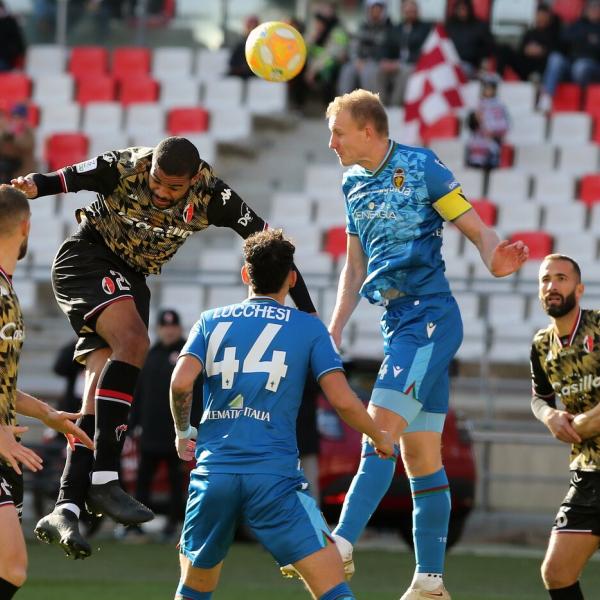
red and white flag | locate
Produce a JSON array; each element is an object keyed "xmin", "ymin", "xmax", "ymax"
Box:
[{"xmin": 403, "ymin": 25, "xmax": 467, "ymax": 142}]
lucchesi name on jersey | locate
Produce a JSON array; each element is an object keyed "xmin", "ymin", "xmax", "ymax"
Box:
[
  {"xmin": 531, "ymin": 309, "xmax": 600, "ymax": 471},
  {"xmin": 0, "ymin": 268, "xmax": 24, "ymax": 432},
  {"xmin": 59, "ymin": 147, "xmax": 264, "ymax": 275}
]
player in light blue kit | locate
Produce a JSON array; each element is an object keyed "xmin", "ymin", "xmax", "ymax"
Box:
[
  {"xmin": 325, "ymin": 90, "xmax": 529, "ymax": 600},
  {"xmin": 169, "ymin": 229, "xmax": 394, "ymax": 600}
]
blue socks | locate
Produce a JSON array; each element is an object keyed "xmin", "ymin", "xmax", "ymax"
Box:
[
  {"xmin": 319, "ymin": 581, "xmax": 355, "ymax": 599},
  {"xmin": 175, "ymin": 583, "xmax": 212, "ymax": 599},
  {"xmin": 334, "ymin": 442, "xmax": 398, "ymax": 544},
  {"xmin": 410, "ymin": 467, "xmax": 451, "ymax": 574}
]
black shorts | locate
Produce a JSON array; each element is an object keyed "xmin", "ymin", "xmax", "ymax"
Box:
[
  {"xmin": 51, "ymin": 225, "xmax": 150, "ymax": 363},
  {"xmin": 0, "ymin": 463, "xmax": 24, "ymax": 520},
  {"xmin": 552, "ymin": 470, "xmax": 600, "ymax": 536}
]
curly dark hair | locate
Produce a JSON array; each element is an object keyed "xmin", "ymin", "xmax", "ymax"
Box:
[
  {"xmin": 154, "ymin": 136, "xmax": 201, "ymax": 177},
  {"xmin": 242, "ymin": 229, "xmax": 295, "ymax": 294}
]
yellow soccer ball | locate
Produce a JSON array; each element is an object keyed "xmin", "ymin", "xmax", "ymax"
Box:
[{"xmin": 245, "ymin": 21, "xmax": 307, "ymax": 82}]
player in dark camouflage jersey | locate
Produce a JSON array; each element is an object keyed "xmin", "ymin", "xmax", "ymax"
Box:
[
  {"xmin": 11, "ymin": 137, "xmax": 317, "ymax": 559},
  {"xmin": 0, "ymin": 185, "xmax": 94, "ymax": 598},
  {"xmin": 531, "ymin": 254, "xmax": 600, "ymax": 600}
]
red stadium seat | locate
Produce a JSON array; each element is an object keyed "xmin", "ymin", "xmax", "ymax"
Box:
[
  {"xmin": 69, "ymin": 46, "xmax": 109, "ymax": 78},
  {"xmin": 552, "ymin": 0, "xmax": 584, "ymax": 23},
  {"xmin": 509, "ymin": 231, "xmax": 553, "ymax": 259},
  {"xmin": 583, "ymin": 84, "xmax": 600, "ymax": 118},
  {"xmin": 552, "ymin": 83, "xmax": 582, "ymax": 112},
  {"xmin": 76, "ymin": 74, "xmax": 117, "ymax": 104},
  {"xmin": 167, "ymin": 107, "xmax": 209, "ymax": 135},
  {"xmin": 420, "ymin": 115, "xmax": 459, "ymax": 144},
  {"xmin": 0, "ymin": 73, "xmax": 31, "ymax": 105},
  {"xmin": 499, "ymin": 143, "xmax": 514, "ymax": 168},
  {"xmin": 470, "ymin": 199, "xmax": 497, "ymax": 226},
  {"xmin": 579, "ymin": 174, "xmax": 600, "ymax": 206},
  {"xmin": 45, "ymin": 132, "xmax": 89, "ymax": 171},
  {"xmin": 323, "ymin": 226, "xmax": 347, "ymax": 260},
  {"xmin": 119, "ymin": 76, "xmax": 159, "ymax": 105},
  {"xmin": 112, "ymin": 47, "xmax": 151, "ymax": 80}
]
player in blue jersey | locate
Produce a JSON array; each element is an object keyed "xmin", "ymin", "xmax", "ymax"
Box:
[
  {"xmin": 169, "ymin": 229, "xmax": 394, "ymax": 600},
  {"xmin": 325, "ymin": 90, "xmax": 529, "ymax": 600}
]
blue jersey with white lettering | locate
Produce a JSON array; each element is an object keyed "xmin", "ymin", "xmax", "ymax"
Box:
[
  {"xmin": 344, "ymin": 141, "xmax": 471, "ymax": 304},
  {"xmin": 180, "ymin": 297, "xmax": 343, "ymax": 476}
]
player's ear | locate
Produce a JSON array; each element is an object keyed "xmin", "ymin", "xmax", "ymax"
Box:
[
  {"xmin": 288, "ymin": 269, "xmax": 297, "ymax": 289},
  {"xmin": 576, "ymin": 281, "xmax": 585, "ymax": 300},
  {"xmin": 241, "ymin": 264, "xmax": 250, "ymax": 285}
]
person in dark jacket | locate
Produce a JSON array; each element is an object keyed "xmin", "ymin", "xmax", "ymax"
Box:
[
  {"xmin": 538, "ymin": 0, "xmax": 600, "ymax": 111},
  {"xmin": 445, "ymin": 0, "xmax": 494, "ymax": 79},
  {"xmin": 495, "ymin": 3, "xmax": 560, "ymax": 82},
  {"xmin": 129, "ymin": 309, "xmax": 201, "ymax": 541},
  {"xmin": 0, "ymin": 1, "xmax": 26, "ymax": 71},
  {"xmin": 378, "ymin": 0, "xmax": 431, "ymax": 105}
]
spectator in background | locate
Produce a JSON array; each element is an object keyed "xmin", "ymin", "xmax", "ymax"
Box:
[
  {"xmin": 0, "ymin": 105, "xmax": 36, "ymax": 184},
  {"xmin": 129, "ymin": 309, "xmax": 201, "ymax": 542},
  {"xmin": 53, "ymin": 340, "xmax": 85, "ymax": 415},
  {"xmin": 538, "ymin": 0, "xmax": 600, "ymax": 112},
  {"xmin": 465, "ymin": 76, "xmax": 510, "ymax": 171},
  {"xmin": 337, "ymin": 0, "xmax": 394, "ymax": 96},
  {"xmin": 445, "ymin": 0, "xmax": 494, "ymax": 79},
  {"xmin": 495, "ymin": 3, "xmax": 560, "ymax": 82},
  {"xmin": 0, "ymin": 1, "xmax": 26, "ymax": 71},
  {"xmin": 378, "ymin": 0, "xmax": 431, "ymax": 106},
  {"xmin": 302, "ymin": 3, "xmax": 349, "ymax": 106},
  {"xmin": 228, "ymin": 14, "xmax": 259, "ymax": 79}
]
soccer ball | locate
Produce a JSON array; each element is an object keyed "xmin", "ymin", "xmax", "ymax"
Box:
[{"xmin": 245, "ymin": 21, "xmax": 307, "ymax": 82}]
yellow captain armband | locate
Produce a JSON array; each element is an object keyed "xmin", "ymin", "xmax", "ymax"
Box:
[{"xmin": 432, "ymin": 186, "xmax": 472, "ymax": 222}]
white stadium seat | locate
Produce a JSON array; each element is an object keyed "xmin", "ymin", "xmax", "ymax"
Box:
[
  {"xmin": 531, "ymin": 172, "xmax": 575, "ymax": 204},
  {"xmin": 507, "ymin": 113, "xmax": 546, "ymax": 145},
  {"xmin": 195, "ymin": 48, "xmax": 230, "ymax": 83},
  {"xmin": 209, "ymin": 107, "xmax": 252, "ymax": 142},
  {"xmin": 26, "ymin": 44, "xmax": 67, "ymax": 76},
  {"xmin": 246, "ymin": 78, "xmax": 288, "ymax": 114},
  {"xmin": 159, "ymin": 78, "xmax": 201, "ymax": 109},
  {"xmin": 32, "ymin": 74, "xmax": 74, "ymax": 105},
  {"xmin": 514, "ymin": 143, "xmax": 556, "ymax": 173},
  {"xmin": 488, "ymin": 170, "xmax": 531, "ymax": 203},
  {"xmin": 202, "ymin": 77, "xmax": 244, "ymax": 111},
  {"xmin": 549, "ymin": 112, "xmax": 592, "ymax": 145},
  {"xmin": 557, "ymin": 144, "xmax": 600, "ymax": 175},
  {"xmin": 499, "ymin": 82, "xmax": 537, "ymax": 114},
  {"xmin": 82, "ymin": 102, "xmax": 123, "ymax": 135},
  {"xmin": 543, "ymin": 201, "xmax": 587, "ymax": 234},
  {"xmin": 495, "ymin": 202, "xmax": 541, "ymax": 235},
  {"xmin": 152, "ymin": 47, "xmax": 194, "ymax": 80}
]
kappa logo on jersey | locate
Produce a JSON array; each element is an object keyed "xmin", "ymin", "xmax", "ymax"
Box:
[
  {"xmin": 102, "ymin": 276, "xmax": 116, "ymax": 295},
  {"xmin": 115, "ymin": 424, "xmax": 128, "ymax": 441},
  {"xmin": 221, "ymin": 187, "xmax": 232, "ymax": 205},
  {"xmin": 238, "ymin": 203, "xmax": 253, "ymax": 227},
  {"xmin": 583, "ymin": 335, "xmax": 594, "ymax": 353},
  {"xmin": 183, "ymin": 202, "xmax": 194, "ymax": 223},
  {"xmin": 392, "ymin": 167, "xmax": 405, "ymax": 189}
]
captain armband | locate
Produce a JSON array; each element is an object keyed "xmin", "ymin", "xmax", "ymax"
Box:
[{"xmin": 432, "ymin": 186, "xmax": 472, "ymax": 222}]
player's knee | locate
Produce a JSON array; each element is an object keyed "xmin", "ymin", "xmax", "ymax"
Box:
[
  {"xmin": 113, "ymin": 328, "xmax": 150, "ymax": 362},
  {"xmin": 541, "ymin": 556, "xmax": 574, "ymax": 589},
  {"xmin": 1, "ymin": 561, "xmax": 27, "ymax": 587}
]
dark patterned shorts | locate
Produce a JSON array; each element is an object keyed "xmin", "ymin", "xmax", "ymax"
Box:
[
  {"xmin": 0, "ymin": 462, "xmax": 23, "ymax": 520},
  {"xmin": 553, "ymin": 470, "xmax": 600, "ymax": 536}
]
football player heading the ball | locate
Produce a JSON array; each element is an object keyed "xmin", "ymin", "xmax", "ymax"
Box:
[{"xmin": 11, "ymin": 136, "xmax": 317, "ymax": 559}]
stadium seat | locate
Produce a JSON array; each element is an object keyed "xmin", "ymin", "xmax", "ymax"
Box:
[
  {"xmin": 125, "ymin": 103, "xmax": 166, "ymax": 139},
  {"xmin": 112, "ymin": 47, "xmax": 151, "ymax": 80},
  {"xmin": 69, "ymin": 46, "xmax": 109, "ymax": 78},
  {"xmin": 532, "ymin": 172, "xmax": 576, "ymax": 204},
  {"xmin": 553, "ymin": 231, "xmax": 597, "ymax": 262},
  {"xmin": 386, "ymin": 106, "xmax": 406, "ymax": 137},
  {"xmin": 119, "ymin": 76, "xmax": 160, "ymax": 105},
  {"xmin": 159, "ymin": 77, "xmax": 200, "ymax": 108},
  {"xmin": 195, "ymin": 48, "xmax": 230, "ymax": 82},
  {"xmin": 184, "ymin": 133, "xmax": 217, "ymax": 166},
  {"xmin": 488, "ymin": 170, "xmax": 531, "ymax": 202},
  {"xmin": 159, "ymin": 284, "xmax": 204, "ymax": 328},
  {"xmin": 88, "ymin": 131, "xmax": 129, "ymax": 158},
  {"xmin": 496, "ymin": 204, "xmax": 541, "ymax": 235},
  {"xmin": 552, "ymin": 0, "xmax": 585, "ymax": 23},
  {"xmin": 429, "ymin": 139, "xmax": 465, "ymax": 171},
  {"xmin": 0, "ymin": 73, "xmax": 31, "ymax": 106},
  {"xmin": 543, "ymin": 201, "xmax": 587, "ymax": 234},
  {"xmin": 583, "ymin": 84, "xmax": 600, "ymax": 118},
  {"xmin": 269, "ymin": 192, "xmax": 313, "ymax": 226},
  {"xmin": 209, "ymin": 108, "xmax": 252, "ymax": 142},
  {"xmin": 202, "ymin": 77, "xmax": 244, "ymax": 110},
  {"xmin": 509, "ymin": 231, "xmax": 553, "ymax": 259},
  {"xmin": 587, "ymin": 202, "xmax": 600, "ymax": 230},
  {"xmin": 37, "ymin": 102, "xmax": 81, "ymax": 136},
  {"xmin": 205, "ymin": 285, "xmax": 247, "ymax": 309},
  {"xmin": 415, "ymin": 0, "xmax": 446, "ymax": 21},
  {"xmin": 76, "ymin": 74, "xmax": 117, "ymax": 104},
  {"xmin": 552, "ymin": 83, "xmax": 583, "ymax": 112},
  {"xmin": 498, "ymin": 82, "xmax": 536, "ymax": 114},
  {"xmin": 506, "ymin": 112, "xmax": 546, "ymax": 144},
  {"xmin": 305, "ymin": 164, "xmax": 343, "ymax": 201},
  {"xmin": 32, "ymin": 74, "xmax": 74, "ymax": 105},
  {"xmin": 26, "ymin": 44, "xmax": 67, "ymax": 76},
  {"xmin": 246, "ymin": 79, "xmax": 288, "ymax": 114},
  {"xmin": 471, "ymin": 0, "xmax": 492, "ymax": 21},
  {"xmin": 454, "ymin": 291, "xmax": 481, "ymax": 321},
  {"xmin": 557, "ymin": 143, "xmax": 600, "ymax": 175},
  {"xmin": 470, "ymin": 199, "xmax": 497, "ymax": 226},
  {"xmin": 487, "ymin": 295, "xmax": 526, "ymax": 325},
  {"xmin": 82, "ymin": 102, "xmax": 123, "ymax": 135},
  {"xmin": 499, "ymin": 144, "xmax": 514, "ymax": 168},
  {"xmin": 491, "ymin": 0, "xmax": 537, "ymax": 36},
  {"xmin": 420, "ymin": 114, "xmax": 459, "ymax": 144},
  {"xmin": 45, "ymin": 132, "xmax": 89, "ymax": 171},
  {"xmin": 442, "ymin": 223, "xmax": 463, "ymax": 257},
  {"xmin": 579, "ymin": 174, "xmax": 600, "ymax": 206},
  {"xmin": 453, "ymin": 168, "xmax": 484, "ymax": 198},
  {"xmin": 152, "ymin": 47, "xmax": 194, "ymax": 80},
  {"xmin": 549, "ymin": 112, "xmax": 591, "ymax": 145},
  {"xmin": 514, "ymin": 143, "xmax": 555, "ymax": 173},
  {"xmin": 166, "ymin": 107, "xmax": 209, "ymax": 135},
  {"xmin": 324, "ymin": 226, "xmax": 346, "ymax": 260}
]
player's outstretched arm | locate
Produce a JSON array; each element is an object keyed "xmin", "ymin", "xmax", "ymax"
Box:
[
  {"xmin": 15, "ymin": 390, "xmax": 94, "ymax": 451},
  {"xmin": 170, "ymin": 355, "xmax": 202, "ymax": 461},
  {"xmin": 10, "ymin": 174, "xmax": 38, "ymax": 199},
  {"xmin": 0, "ymin": 424, "xmax": 43, "ymax": 474},
  {"xmin": 329, "ymin": 234, "xmax": 366, "ymax": 348},
  {"xmin": 572, "ymin": 404, "xmax": 600, "ymax": 440},
  {"xmin": 319, "ymin": 371, "xmax": 394, "ymax": 458},
  {"xmin": 454, "ymin": 209, "xmax": 529, "ymax": 277}
]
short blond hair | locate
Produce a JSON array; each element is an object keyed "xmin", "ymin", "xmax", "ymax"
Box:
[{"xmin": 326, "ymin": 89, "xmax": 389, "ymax": 137}]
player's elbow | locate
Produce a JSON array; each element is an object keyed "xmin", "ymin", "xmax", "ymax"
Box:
[{"xmin": 170, "ymin": 374, "xmax": 193, "ymax": 399}]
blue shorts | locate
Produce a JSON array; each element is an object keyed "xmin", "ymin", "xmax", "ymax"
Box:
[
  {"xmin": 180, "ymin": 471, "xmax": 330, "ymax": 568},
  {"xmin": 371, "ymin": 294, "xmax": 463, "ymax": 430}
]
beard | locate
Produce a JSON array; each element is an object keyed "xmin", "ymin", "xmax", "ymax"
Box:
[
  {"xmin": 542, "ymin": 290, "xmax": 577, "ymax": 318},
  {"xmin": 17, "ymin": 237, "xmax": 28, "ymax": 260}
]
